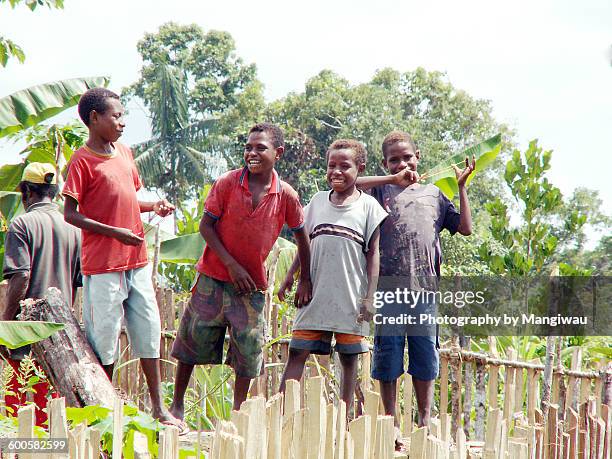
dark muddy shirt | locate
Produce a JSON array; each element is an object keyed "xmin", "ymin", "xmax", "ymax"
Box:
[{"xmin": 370, "ymin": 183, "xmax": 460, "ymax": 284}]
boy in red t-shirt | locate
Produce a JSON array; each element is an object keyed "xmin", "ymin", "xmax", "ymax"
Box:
[
  {"xmin": 63, "ymin": 88, "xmax": 183, "ymax": 429},
  {"xmin": 169, "ymin": 123, "xmax": 312, "ymax": 416}
]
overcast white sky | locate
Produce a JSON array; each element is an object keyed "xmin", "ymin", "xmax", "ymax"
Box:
[{"xmin": 1, "ymin": 0, "xmax": 611, "ymax": 218}]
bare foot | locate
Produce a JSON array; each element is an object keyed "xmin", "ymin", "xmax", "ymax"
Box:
[
  {"xmin": 168, "ymin": 403, "xmax": 184, "ymax": 421},
  {"xmin": 155, "ymin": 409, "xmax": 189, "ymax": 435}
]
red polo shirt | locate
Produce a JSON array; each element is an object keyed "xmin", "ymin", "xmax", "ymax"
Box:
[{"xmin": 196, "ymin": 167, "xmax": 304, "ymax": 289}]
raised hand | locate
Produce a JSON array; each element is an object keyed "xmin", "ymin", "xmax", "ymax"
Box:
[{"xmin": 453, "ymin": 155, "xmax": 476, "ymax": 188}]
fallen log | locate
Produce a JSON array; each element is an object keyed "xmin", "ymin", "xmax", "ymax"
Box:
[{"xmin": 19, "ymin": 287, "xmax": 118, "ymax": 408}]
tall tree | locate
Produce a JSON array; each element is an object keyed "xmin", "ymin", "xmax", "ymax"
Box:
[
  {"xmin": 265, "ymin": 67, "xmax": 512, "ymax": 208},
  {"xmin": 124, "ymin": 23, "xmax": 263, "ymax": 203}
]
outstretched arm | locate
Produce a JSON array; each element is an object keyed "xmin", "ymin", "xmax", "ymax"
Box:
[
  {"xmin": 356, "ymin": 169, "xmax": 419, "ymax": 191},
  {"xmin": 139, "ymin": 199, "xmax": 175, "ymax": 216},
  {"xmin": 199, "ymin": 214, "xmax": 256, "ymax": 294}
]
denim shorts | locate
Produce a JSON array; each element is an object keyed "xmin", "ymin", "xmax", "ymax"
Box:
[
  {"xmin": 83, "ymin": 264, "xmax": 161, "ymax": 365},
  {"xmin": 371, "ymin": 298, "xmax": 439, "ymax": 381},
  {"xmin": 371, "ymin": 334, "xmax": 439, "ymax": 382}
]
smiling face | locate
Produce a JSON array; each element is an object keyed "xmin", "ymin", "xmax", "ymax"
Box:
[
  {"xmin": 382, "ymin": 141, "xmax": 420, "ymax": 175},
  {"xmin": 244, "ymin": 131, "xmax": 282, "ymax": 174},
  {"xmin": 89, "ymin": 97, "xmax": 125, "ymax": 143},
  {"xmin": 326, "ymin": 148, "xmax": 364, "ymax": 193}
]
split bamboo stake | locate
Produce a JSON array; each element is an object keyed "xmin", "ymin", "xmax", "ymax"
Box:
[
  {"xmin": 463, "ymin": 359, "xmax": 473, "ymax": 439},
  {"xmin": 305, "ymin": 376, "xmax": 326, "ymax": 459},
  {"xmin": 402, "ymin": 373, "xmax": 414, "ymax": 436},
  {"xmin": 348, "ymin": 415, "xmax": 371, "ymax": 459},
  {"xmin": 267, "ymin": 393, "xmax": 283, "ymax": 459},
  {"xmin": 474, "ymin": 358, "xmax": 487, "ymax": 441},
  {"xmin": 324, "ymin": 403, "xmax": 335, "ymax": 459},
  {"xmin": 112, "ymin": 398, "xmax": 123, "ymax": 459},
  {"xmin": 334, "ymin": 401, "xmax": 346, "ymax": 459},
  {"xmin": 440, "ymin": 355, "xmax": 449, "ymax": 414},
  {"xmin": 409, "ymin": 426, "xmax": 427, "ymax": 459},
  {"xmin": 364, "ymin": 390, "xmax": 379, "ymax": 458}
]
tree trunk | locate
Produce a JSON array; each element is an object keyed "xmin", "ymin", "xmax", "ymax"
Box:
[{"xmin": 19, "ymin": 287, "xmax": 118, "ymax": 408}]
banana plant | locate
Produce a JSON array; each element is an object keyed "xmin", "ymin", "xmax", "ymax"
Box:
[
  {"xmin": 0, "ymin": 321, "xmax": 65, "ymax": 349},
  {"xmin": 0, "ymin": 76, "xmax": 109, "ymax": 139},
  {"xmin": 0, "ymin": 77, "xmax": 109, "ymax": 192},
  {"xmin": 421, "ymin": 133, "xmax": 502, "ymax": 199}
]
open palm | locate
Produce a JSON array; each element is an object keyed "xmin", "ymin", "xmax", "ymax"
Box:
[{"xmin": 453, "ymin": 155, "xmax": 476, "ymax": 187}]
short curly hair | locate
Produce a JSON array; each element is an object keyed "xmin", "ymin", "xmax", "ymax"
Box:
[
  {"xmin": 248, "ymin": 123, "xmax": 284, "ymax": 148},
  {"xmin": 19, "ymin": 182, "xmax": 58, "ymax": 199},
  {"xmin": 78, "ymin": 88, "xmax": 120, "ymax": 126},
  {"xmin": 327, "ymin": 139, "xmax": 367, "ymax": 166},
  {"xmin": 381, "ymin": 131, "xmax": 418, "ymax": 158}
]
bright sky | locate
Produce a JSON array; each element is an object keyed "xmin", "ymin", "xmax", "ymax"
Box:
[{"xmin": 1, "ymin": 0, "xmax": 611, "ymax": 220}]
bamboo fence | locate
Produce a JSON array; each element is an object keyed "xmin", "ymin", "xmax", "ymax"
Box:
[{"xmin": 1, "ymin": 279, "xmax": 611, "ymax": 458}]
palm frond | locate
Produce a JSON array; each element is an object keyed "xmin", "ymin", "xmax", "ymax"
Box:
[{"xmin": 134, "ymin": 143, "xmax": 166, "ymax": 185}]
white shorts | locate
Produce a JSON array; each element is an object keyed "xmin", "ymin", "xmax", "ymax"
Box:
[{"xmin": 82, "ymin": 264, "xmax": 161, "ymax": 365}]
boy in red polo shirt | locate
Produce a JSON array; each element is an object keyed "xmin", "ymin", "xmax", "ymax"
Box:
[
  {"xmin": 63, "ymin": 88, "xmax": 182, "ymax": 429},
  {"xmin": 170, "ymin": 123, "xmax": 311, "ymax": 415}
]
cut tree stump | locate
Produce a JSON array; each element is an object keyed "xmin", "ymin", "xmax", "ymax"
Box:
[{"xmin": 19, "ymin": 287, "xmax": 118, "ymax": 408}]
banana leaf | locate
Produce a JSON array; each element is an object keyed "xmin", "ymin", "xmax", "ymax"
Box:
[
  {"xmin": 0, "ymin": 321, "xmax": 65, "ymax": 349},
  {"xmin": 0, "ymin": 164, "xmax": 24, "ymax": 192},
  {"xmin": 423, "ymin": 134, "xmax": 502, "ymax": 199},
  {"xmin": 0, "ymin": 76, "xmax": 110, "ymax": 138},
  {"xmin": 159, "ymin": 233, "xmax": 205, "ymax": 264},
  {"xmin": 0, "ymin": 191, "xmax": 22, "ymax": 221},
  {"xmin": 269, "ymin": 236, "xmax": 297, "ymax": 292}
]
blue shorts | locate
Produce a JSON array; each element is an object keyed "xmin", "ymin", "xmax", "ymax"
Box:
[
  {"xmin": 371, "ymin": 297, "xmax": 439, "ymax": 382},
  {"xmin": 371, "ymin": 334, "xmax": 439, "ymax": 382}
]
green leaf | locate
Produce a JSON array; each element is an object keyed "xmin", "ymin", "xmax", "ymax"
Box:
[
  {"xmin": 0, "ymin": 163, "xmax": 25, "ymax": 192},
  {"xmin": 160, "ymin": 233, "xmax": 205, "ymax": 264},
  {"xmin": 0, "ymin": 321, "xmax": 65, "ymax": 348},
  {"xmin": 65, "ymin": 405, "xmax": 112, "ymax": 427},
  {"xmin": 0, "ymin": 76, "xmax": 110, "ymax": 138},
  {"xmin": 423, "ymin": 134, "xmax": 502, "ymax": 199},
  {"xmin": 0, "ymin": 191, "xmax": 21, "ymax": 221},
  {"xmin": 589, "ymin": 347, "xmax": 612, "ymax": 358}
]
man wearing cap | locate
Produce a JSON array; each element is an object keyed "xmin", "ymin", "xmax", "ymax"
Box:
[{"xmin": 2, "ymin": 162, "xmax": 81, "ymax": 426}]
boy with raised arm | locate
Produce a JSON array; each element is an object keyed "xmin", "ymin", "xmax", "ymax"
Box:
[{"xmin": 357, "ymin": 131, "xmax": 474, "ymax": 446}]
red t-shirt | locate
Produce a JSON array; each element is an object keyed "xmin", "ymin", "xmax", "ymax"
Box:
[
  {"xmin": 196, "ymin": 167, "xmax": 304, "ymax": 289},
  {"xmin": 63, "ymin": 143, "xmax": 148, "ymax": 275}
]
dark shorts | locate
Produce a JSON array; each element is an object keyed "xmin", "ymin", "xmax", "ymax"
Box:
[
  {"xmin": 371, "ymin": 334, "xmax": 439, "ymax": 382},
  {"xmin": 290, "ymin": 330, "xmax": 369, "ymax": 355},
  {"xmin": 371, "ymin": 298, "xmax": 439, "ymax": 381},
  {"xmin": 171, "ymin": 274, "xmax": 266, "ymax": 378}
]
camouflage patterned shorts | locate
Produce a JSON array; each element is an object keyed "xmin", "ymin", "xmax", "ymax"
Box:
[{"xmin": 171, "ymin": 274, "xmax": 266, "ymax": 378}]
